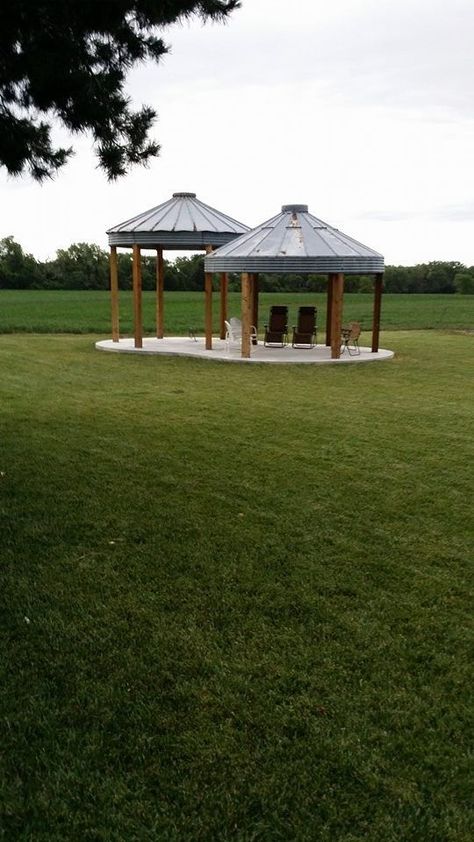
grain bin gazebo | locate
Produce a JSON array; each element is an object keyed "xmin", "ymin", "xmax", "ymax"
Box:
[
  {"xmin": 106, "ymin": 192, "xmax": 250, "ymax": 348},
  {"xmin": 204, "ymin": 203, "xmax": 384, "ymax": 360}
]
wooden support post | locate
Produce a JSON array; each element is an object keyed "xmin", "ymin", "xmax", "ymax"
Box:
[
  {"xmin": 372, "ymin": 273, "xmax": 383, "ymax": 352},
  {"xmin": 132, "ymin": 244, "xmax": 143, "ymax": 349},
  {"xmin": 204, "ymin": 273, "xmax": 213, "ymax": 350},
  {"xmin": 326, "ymin": 274, "xmax": 334, "ymax": 346},
  {"xmin": 156, "ymin": 247, "xmax": 164, "ymax": 338},
  {"xmin": 109, "ymin": 246, "xmax": 119, "ymax": 342},
  {"xmin": 241, "ymin": 272, "xmax": 251, "ymax": 359},
  {"xmin": 204, "ymin": 245, "xmax": 213, "ymax": 350},
  {"xmin": 219, "ymin": 272, "xmax": 228, "ymax": 340},
  {"xmin": 251, "ymin": 272, "xmax": 259, "ymax": 336},
  {"xmin": 330, "ymin": 273, "xmax": 344, "ymax": 360}
]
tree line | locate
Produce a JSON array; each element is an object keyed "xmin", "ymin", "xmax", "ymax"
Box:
[{"xmin": 1, "ymin": 236, "xmax": 473, "ymax": 294}]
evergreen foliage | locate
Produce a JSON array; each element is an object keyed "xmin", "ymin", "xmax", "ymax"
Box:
[{"xmin": 0, "ymin": 1, "xmax": 239, "ymax": 180}]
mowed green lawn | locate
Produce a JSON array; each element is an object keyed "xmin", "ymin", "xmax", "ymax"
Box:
[
  {"xmin": 0, "ymin": 289, "xmax": 473, "ymax": 334},
  {"xmin": 0, "ymin": 328, "xmax": 472, "ymax": 840}
]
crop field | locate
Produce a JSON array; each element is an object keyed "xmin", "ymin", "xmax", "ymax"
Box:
[
  {"xmin": 0, "ymin": 300, "xmax": 473, "ymax": 838},
  {"xmin": 0, "ymin": 289, "xmax": 473, "ymax": 335}
]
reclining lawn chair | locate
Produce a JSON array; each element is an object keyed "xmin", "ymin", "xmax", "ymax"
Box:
[
  {"xmin": 225, "ymin": 317, "xmax": 258, "ymax": 352},
  {"xmin": 292, "ymin": 306, "xmax": 317, "ymax": 348},
  {"xmin": 341, "ymin": 321, "xmax": 361, "ymax": 355},
  {"xmin": 264, "ymin": 306, "xmax": 288, "ymax": 347}
]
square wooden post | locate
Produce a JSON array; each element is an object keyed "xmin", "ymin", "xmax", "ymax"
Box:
[
  {"xmin": 330, "ymin": 273, "xmax": 344, "ymax": 359},
  {"xmin": 241, "ymin": 272, "xmax": 251, "ymax": 359},
  {"xmin": 132, "ymin": 244, "xmax": 143, "ymax": 349},
  {"xmin": 156, "ymin": 247, "xmax": 164, "ymax": 338},
  {"xmin": 204, "ymin": 272, "xmax": 212, "ymax": 351},
  {"xmin": 109, "ymin": 245, "xmax": 119, "ymax": 342},
  {"xmin": 205, "ymin": 245, "xmax": 213, "ymax": 350},
  {"xmin": 251, "ymin": 272, "xmax": 259, "ymax": 338},
  {"xmin": 326, "ymin": 274, "xmax": 334, "ymax": 346},
  {"xmin": 204, "ymin": 273, "xmax": 213, "ymax": 350},
  {"xmin": 219, "ymin": 272, "xmax": 228, "ymax": 340},
  {"xmin": 372, "ymin": 273, "xmax": 384, "ymax": 352}
]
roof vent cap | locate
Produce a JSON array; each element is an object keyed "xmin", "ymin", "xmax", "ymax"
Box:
[
  {"xmin": 282, "ymin": 204, "xmax": 308, "ymax": 213},
  {"xmin": 173, "ymin": 192, "xmax": 196, "ymax": 198}
]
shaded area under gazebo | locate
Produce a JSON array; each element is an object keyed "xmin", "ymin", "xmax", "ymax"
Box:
[
  {"xmin": 106, "ymin": 191, "xmax": 250, "ymax": 346},
  {"xmin": 204, "ymin": 203, "xmax": 385, "ymax": 360}
]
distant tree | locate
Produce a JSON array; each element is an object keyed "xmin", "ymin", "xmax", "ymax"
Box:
[
  {"xmin": 0, "ymin": 1, "xmax": 239, "ymax": 181},
  {"xmin": 163, "ymin": 260, "xmax": 181, "ymax": 291},
  {"xmin": 383, "ymin": 266, "xmax": 406, "ymax": 293},
  {"xmin": 454, "ymin": 270, "xmax": 474, "ymax": 294},
  {"xmin": 51, "ymin": 243, "xmax": 109, "ymax": 290},
  {"xmin": 140, "ymin": 255, "xmax": 156, "ymax": 291},
  {"xmin": 384, "ymin": 262, "xmax": 462, "ymax": 294},
  {"xmin": 116, "ymin": 251, "xmax": 179, "ymax": 291},
  {"xmin": 426, "ymin": 261, "xmax": 462, "ymax": 294},
  {"xmin": 171, "ymin": 255, "xmax": 205, "ymax": 290},
  {"xmin": 117, "ymin": 252, "xmax": 132, "ymax": 290},
  {"xmin": 408, "ymin": 265, "xmax": 427, "ymax": 294},
  {"xmin": 0, "ymin": 236, "xmax": 43, "ymax": 288}
]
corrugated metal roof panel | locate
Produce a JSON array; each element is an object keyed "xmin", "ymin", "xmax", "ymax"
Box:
[
  {"xmin": 204, "ymin": 204, "xmax": 383, "ymax": 274},
  {"xmin": 107, "ymin": 192, "xmax": 250, "ymax": 248}
]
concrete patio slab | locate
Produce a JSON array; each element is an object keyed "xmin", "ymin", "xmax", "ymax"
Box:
[{"xmin": 95, "ymin": 337, "xmax": 394, "ymax": 364}]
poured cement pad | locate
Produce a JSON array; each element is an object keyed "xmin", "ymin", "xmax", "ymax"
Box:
[{"xmin": 96, "ymin": 337, "xmax": 394, "ymax": 364}]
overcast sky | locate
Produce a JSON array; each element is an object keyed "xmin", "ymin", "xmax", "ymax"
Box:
[{"xmin": 1, "ymin": 0, "xmax": 473, "ymax": 266}]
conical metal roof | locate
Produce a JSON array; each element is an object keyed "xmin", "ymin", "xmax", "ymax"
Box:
[
  {"xmin": 107, "ymin": 192, "xmax": 250, "ymax": 250},
  {"xmin": 204, "ymin": 204, "xmax": 384, "ymax": 274}
]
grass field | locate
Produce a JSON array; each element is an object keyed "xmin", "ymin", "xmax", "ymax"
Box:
[
  {"xmin": 0, "ymin": 289, "xmax": 473, "ymax": 335},
  {"xmin": 1, "ymin": 329, "xmax": 473, "ymax": 840}
]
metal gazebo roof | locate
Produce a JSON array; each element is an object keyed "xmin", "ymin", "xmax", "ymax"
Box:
[
  {"xmin": 204, "ymin": 204, "xmax": 384, "ymax": 274},
  {"xmin": 107, "ymin": 192, "xmax": 250, "ymax": 250}
]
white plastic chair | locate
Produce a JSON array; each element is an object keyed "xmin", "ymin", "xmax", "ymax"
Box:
[{"xmin": 225, "ymin": 318, "xmax": 257, "ymax": 352}]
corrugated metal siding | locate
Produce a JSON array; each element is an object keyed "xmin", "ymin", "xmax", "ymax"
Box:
[
  {"xmin": 204, "ymin": 256, "xmax": 385, "ymax": 274},
  {"xmin": 107, "ymin": 231, "xmax": 244, "ymax": 249}
]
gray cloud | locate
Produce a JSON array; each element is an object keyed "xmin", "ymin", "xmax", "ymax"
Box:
[
  {"xmin": 149, "ymin": 0, "xmax": 474, "ymax": 118},
  {"xmin": 429, "ymin": 203, "xmax": 474, "ymax": 221},
  {"xmin": 355, "ymin": 202, "xmax": 474, "ymax": 222}
]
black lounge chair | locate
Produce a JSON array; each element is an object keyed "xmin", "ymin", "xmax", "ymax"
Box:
[
  {"xmin": 292, "ymin": 306, "xmax": 317, "ymax": 348},
  {"xmin": 264, "ymin": 306, "xmax": 288, "ymax": 347}
]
